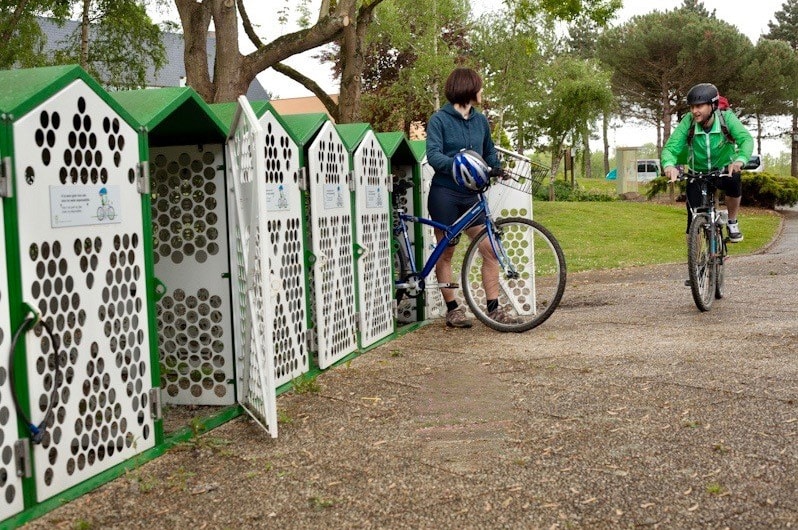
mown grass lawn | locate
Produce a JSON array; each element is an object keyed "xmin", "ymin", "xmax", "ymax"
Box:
[{"xmin": 531, "ymin": 201, "xmax": 782, "ymax": 274}]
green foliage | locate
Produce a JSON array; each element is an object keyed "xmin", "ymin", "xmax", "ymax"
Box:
[
  {"xmin": 0, "ymin": 1, "xmax": 165, "ymax": 89},
  {"xmin": 53, "ymin": 1, "xmax": 166, "ymax": 89},
  {"xmin": 645, "ymin": 176, "xmax": 684, "ymax": 200},
  {"xmin": 534, "ymin": 179, "xmax": 616, "ymax": 202},
  {"xmin": 0, "ymin": 0, "xmax": 71, "ymax": 68},
  {"xmin": 765, "ymin": 0, "xmax": 798, "ymax": 50},
  {"xmin": 741, "ymin": 171, "xmax": 798, "ymax": 208},
  {"xmin": 358, "ymin": 0, "xmax": 471, "ymax": 130},
  {"xmin": 597, "ymin": 9, "xmax": 753, "ymax": 134},
  {"xmin": 292, "ymin": 374, "xmax": 321, "ymax": 394},
  {"xmin": 644, "ymin": 171, "xmax": 798, "ymax": 209}
]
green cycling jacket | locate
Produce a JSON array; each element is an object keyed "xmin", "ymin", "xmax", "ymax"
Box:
[{"xmin": 661, "ymin": 110, "xmax": 753, "ymax": 171}]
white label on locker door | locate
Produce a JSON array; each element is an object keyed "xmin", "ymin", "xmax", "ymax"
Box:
[{"xmin": 49, "ymin": 185, "xmax": 122, "ymax": 227}]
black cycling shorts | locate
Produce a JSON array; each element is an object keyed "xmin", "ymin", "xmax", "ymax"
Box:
[
  {"xmin": 427, "ymin": 185, "xmax": 485, "ymax": 244},
  {"xmin": 685, "ymin": 172, "xmax": 742, "ymax": 230}
]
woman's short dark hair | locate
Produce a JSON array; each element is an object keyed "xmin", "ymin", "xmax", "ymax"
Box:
[{"xmin": 444, "ymin": 68, "xmax": 483, "ymax": 106}]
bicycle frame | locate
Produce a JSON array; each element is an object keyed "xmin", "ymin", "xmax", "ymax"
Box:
[{"xmin": 394, "ymin": 191, "xmax": 505, "ymax": 284}]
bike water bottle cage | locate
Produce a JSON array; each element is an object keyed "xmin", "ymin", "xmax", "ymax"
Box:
[{"xmin": 452, "ymin": 150, "xmax": 490, "ymax": 191}]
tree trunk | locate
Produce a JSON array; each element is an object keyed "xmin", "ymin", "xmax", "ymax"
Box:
[
  {"xmin": 792, "ymin": 107, "xmax": 798, "ymax": 178},
  {"xmin": 602, "ymin": 112, "xmax": 610, "ymax": 175},
  {"xmin": 756, "ymin": 114, "xmax": 763, "ymax": 156},
  {"xmin": 80, "ymin": 0, "xmax": 90, "ymax": 70},
  {"xmin": 178, "ymin": 0, "xmax": 357, "ymax": 103},
  {"xmin": 582, "ymin": 128, "xmax": 591, "ymax": 179},
  {"xmin": 337, "ymin": 3, "xmax": 362, "ymax": 123}
]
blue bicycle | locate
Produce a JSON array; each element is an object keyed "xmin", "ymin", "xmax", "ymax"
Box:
[{"xmin": 393, "ymin": 154, "xmax": 566, "ymax": 332}]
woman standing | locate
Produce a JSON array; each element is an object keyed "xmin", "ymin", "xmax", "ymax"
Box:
[{"xmin": 425, "ymin": 67, "xmax": 516, "ymax": 328}]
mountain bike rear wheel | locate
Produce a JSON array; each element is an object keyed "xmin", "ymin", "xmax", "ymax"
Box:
[
  {"xmin": 461, "ymin": 217, "xmax": 566, "ymax": 332},
  {"xmin": 687, "ymin": 214, "xmax": 715, "ymax": 311}
]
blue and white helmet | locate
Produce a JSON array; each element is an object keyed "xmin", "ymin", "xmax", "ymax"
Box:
[{"xmin": 452, "ymin": 150, "xmax": 490, "ymax": 191}]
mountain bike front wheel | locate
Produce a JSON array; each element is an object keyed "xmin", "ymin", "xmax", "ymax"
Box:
[
  {"xmin": 687, "ymin": 214, "xmax": 715, "ymax": 311},
  {"xmin": 714, "ymin": 224, "xmax": 726, "ymax": 300},
  {"xmin": 461, "ymin": 217, "xmax": 566, "ymax": 332}
]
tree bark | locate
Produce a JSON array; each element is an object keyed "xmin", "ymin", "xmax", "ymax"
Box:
[
  {"xmin": 80, "ymin": 0, "xmax": 90, "ymax": 70},
  {"xmin": 602, "ymin": 112, "xmax": 610, "ymax": 175},
  {"xmin": 178, "ymin": 0, "xmax": 358, "ymax": 103}
]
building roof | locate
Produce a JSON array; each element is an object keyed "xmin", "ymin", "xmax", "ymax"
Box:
[
  {"xmin": 37, "ymin": 17, "xmax": 268, "ymax": 100},
  {"xmin": 269, "ymin": 95, "xmax": 338, "ymax": 118}
]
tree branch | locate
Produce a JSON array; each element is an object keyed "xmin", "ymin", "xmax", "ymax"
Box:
[
  {"xmin": 0, "ymin": 0, "xmax": 32, "ymax": 44},
  {"xmin": 272, "ymin": 62, "xmax": 339, "ymax": 122},
  {"xmin": 237, "ymin": 0, "xmax": 263, "ymax": 49}
]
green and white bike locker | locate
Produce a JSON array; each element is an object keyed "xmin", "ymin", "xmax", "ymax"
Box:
[
  {"xmin": 111, "ymin": 87, "xmax": 237, "ymax": 410},
  {"xmin": 408, "ymin": 140, "xmax": 446, "ymax": 320},
  {"xmin": 0, "ymin": 65, "xmax": 160, "ymax": 521},
  {"xmin": 335, "ymin": 123, "xmax": 393, "ymax": 349},
  {"xmin": 376, "ymin": 132, "xmax": 424, "ymax": 324},
  {"xmin": 281, "ymin": 113, "xmax": 357, "ymax": 370}
]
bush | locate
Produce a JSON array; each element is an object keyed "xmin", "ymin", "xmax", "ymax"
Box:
[
  {"xmin": 741, "ymin": 171, "xmax": 798, "ymax": 209},
  {"xmin": 645, "ymin": 171, "xmax": 798, "ymax": 209},
  {"xmin": 534, "ymin": 179, "xmax": 617, "ymax": 202}
]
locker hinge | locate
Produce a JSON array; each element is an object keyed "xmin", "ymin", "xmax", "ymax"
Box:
[
  {"xmin": 0, "ymin": 157, "xmax": 12, "ymax": 198},
  {"xmin": 149, "ymin": 388, "xmax": 162, "ymax": 420},
  {"xmin": 348, "ymin": 171, "xmax": 356, "ymax": 192},
  {"xmin": 14, "ymin": 439, "xmax": 31, "ymax": 478},
  {"xmin": 387, "ymin": 178, "xmax": 393, "ymax": 193},
  {"xmin": 137, "ymin": 161, "xmax": 151, "ymax": 194},
  {"xmin": 298, "ymin": 167, "xmax": 308, "ymax": 191},
  {"xmin": 354, "ymin": 312, "xmax": 361, "ymax": 333}
]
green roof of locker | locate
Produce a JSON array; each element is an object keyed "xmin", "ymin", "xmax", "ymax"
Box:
[{"xmin": 111, "ymin": 87, "xmax": 227, "ymax": 146}]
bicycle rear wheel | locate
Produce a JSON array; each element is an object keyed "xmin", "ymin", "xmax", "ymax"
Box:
[
  {"xmin": 461, "ymin": 217, "xmax": 566, "ymax": 332},
  {"xmin": 687, "ymin": 214, "xmax": 715, "ymax": 311},
  {"xmin": 714, "ymin": 225, "xmax": 726, "ymax": 299}
]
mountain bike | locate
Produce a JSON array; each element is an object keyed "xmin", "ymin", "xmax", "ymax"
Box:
[
  {"xmin": 679, "ymin": 169, "xmax": 730, "ymax": 311},
  {"xmin": 392, "ymin": 160, "xmax": 566, "ymax": 332}
]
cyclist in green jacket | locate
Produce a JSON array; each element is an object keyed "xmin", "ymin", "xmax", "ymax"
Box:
[{"xmin": 661, "ymin": 83, "xmax": 754, "ymax": 242}]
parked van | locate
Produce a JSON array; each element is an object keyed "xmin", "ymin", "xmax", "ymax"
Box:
[
  {"xmin": 743, "ymin": 153, "xmax": 764, "ymax": 172},
  {"xmin": 636, "ymin": 159, "xmax": 661, "ymax": 182}
]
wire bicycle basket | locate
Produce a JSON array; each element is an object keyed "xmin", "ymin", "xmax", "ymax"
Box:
[{"xmin": 495, "ymin": 147, "xmax": 549, "ymax": 195}]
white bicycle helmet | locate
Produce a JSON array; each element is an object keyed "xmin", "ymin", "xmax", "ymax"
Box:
[{"xmin": 452, "ymin": 150, "xmax": 490, "ymax": 191}]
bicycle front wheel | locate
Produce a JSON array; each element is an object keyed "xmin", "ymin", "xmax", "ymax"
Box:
[
  {"xmin": 714, "ymin": 224, "xmax": 726, "ymax": 300},
  {"xmin": 687, "ymin": 214, "xmax": 715, "ymax": 311},
  {"xmin": 461, "ymin": 217, "xmax": 566, "ymax": 332}
]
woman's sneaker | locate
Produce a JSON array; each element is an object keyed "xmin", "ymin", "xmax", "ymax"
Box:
[
  {"xmin": 446, "ymin": 307, "xmax": 472, "ymax": 328},
  {"xmin": 488, "ymin": 306, "xmax": 521, "ymax": 325},
  {"xmin": 727, "ymin": 220, "xmax": 743, "ymax": 243}
]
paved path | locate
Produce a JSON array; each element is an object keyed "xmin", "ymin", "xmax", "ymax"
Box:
[{"xmin": 25, "ymin": 210, "xmax": 798, "ymax": 529}]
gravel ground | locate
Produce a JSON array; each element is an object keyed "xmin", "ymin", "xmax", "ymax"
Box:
[{"xmin": 22, "ymin": 209, "xmax": 798, "ymax": 530}]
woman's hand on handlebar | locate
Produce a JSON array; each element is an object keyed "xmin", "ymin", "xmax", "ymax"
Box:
[{"xmin": 488, "ymin": 167, "xmax": 509, "ymax": 180}]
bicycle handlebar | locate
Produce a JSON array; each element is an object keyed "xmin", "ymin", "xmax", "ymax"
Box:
[{"xmin": 676, "ymin": 168, "xmax": 738, "ymax": 182}]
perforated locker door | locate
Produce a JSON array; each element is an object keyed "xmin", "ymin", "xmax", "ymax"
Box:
[
  {"xmin": 150, "ymin": 145, "xmax": 234, "ymax": 405},
  {"xmin": 257, "ymin": 111, "xmax": 308, "ymax": 388},
  {"xmin": 353, "ymin": 131, "xmax": 394, "ymax": 348},
  {"xmin": 463, "ymin": 148, "xmax": 536, "ymax": 314},
  {"xmin": 419, "ymin": 158, "xmax": 446, "ymax": 319},
  {"xmin": 392, "ymin": 163, "xmax": 418, "ymax": 324},
  {"xmin": 226, "ymin": 97, "xmax": 277, "ymax": 437},
  {"xmin": 307, "ymin": 122, "xmax": 357, "ymax": 369},
  {"xmin": 0, "ymin": 147, "xmax": 24, "ymax": 520},
  {"xmin": 12, "ymin": 80, "xmax": 156, "ymax": 501}
]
